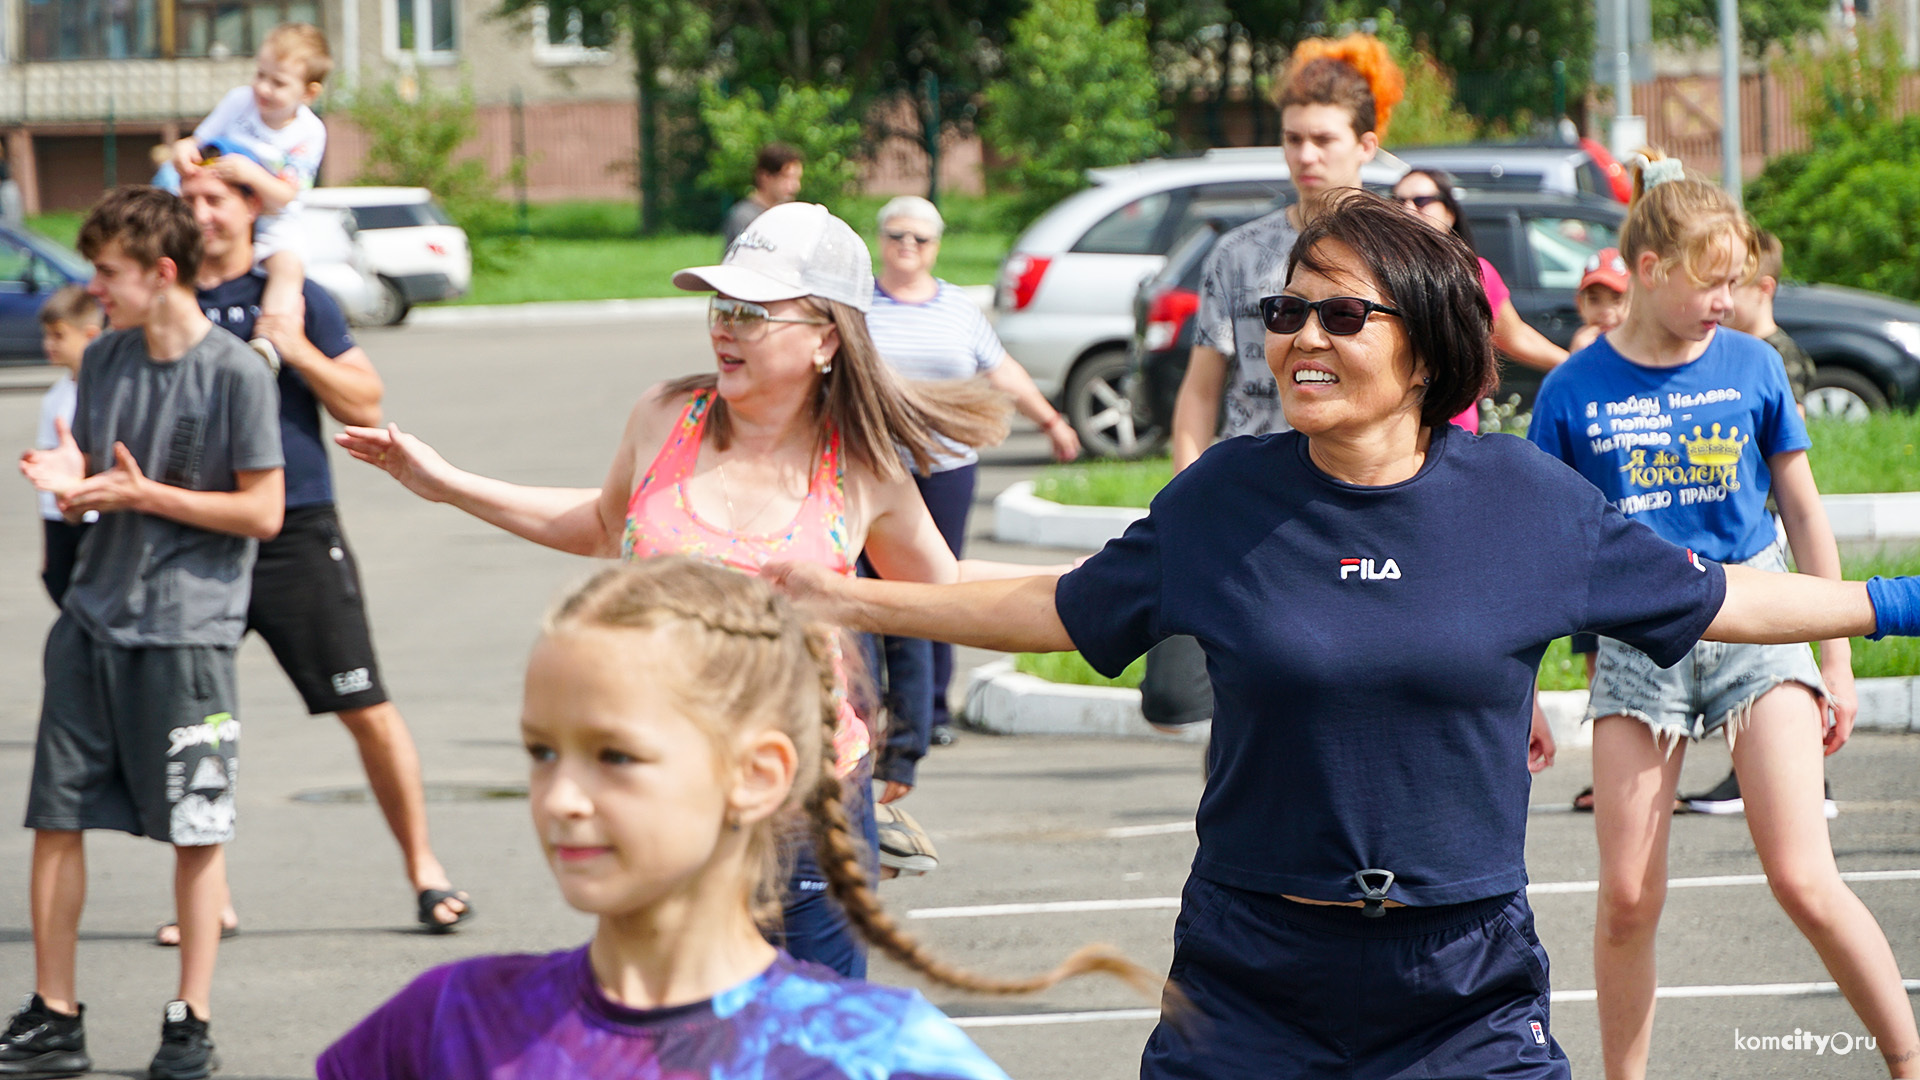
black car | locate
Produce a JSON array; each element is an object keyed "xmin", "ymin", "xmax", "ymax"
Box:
[
  {"xmin": 0, "ymin": 222, "xmax": 91, "ymax": 362},
  {"xmin": 1132, "ymin": 191, "xmax": 1920, "ymax": 428}
]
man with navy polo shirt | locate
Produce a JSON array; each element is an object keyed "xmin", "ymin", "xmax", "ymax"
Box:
[{"xmin": 174, "ymin": 166, "xmax": 470, "ymax": 937}]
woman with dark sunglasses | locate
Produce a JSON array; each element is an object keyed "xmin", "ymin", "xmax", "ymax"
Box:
[
  {"xmin": 1391, "ymin": 167, "xmax": 1567, "ymax": 432},
  {"xmin": 766, "ymin": 191, "xmax": 1920, "ymax": 1079},
  {"xmin": 335, "ymin": 202, "xmax": 1022, "ymax": 979}
]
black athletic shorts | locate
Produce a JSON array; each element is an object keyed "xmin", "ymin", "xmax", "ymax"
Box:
[
  {"xmin": 248, "ymin": 504, "xmax": 388, "ymax": 714},
  {"xmin": 27, "ymin": 614, "xmax": 240, "ymax": 846}
]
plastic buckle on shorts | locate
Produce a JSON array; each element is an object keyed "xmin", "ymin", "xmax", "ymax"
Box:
[{"xmin": 1354, "ymin": 869, "xmax": 1395, "ymax": 919}]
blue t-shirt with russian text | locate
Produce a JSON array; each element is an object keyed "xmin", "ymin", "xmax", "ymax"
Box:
[
  {"xmin": 197, "ymin": 272, "xmax": 357, "ymax": 509},
  {"xmin": 1053, "ymin": 426, "xmax": 1724, "ymax": 905},
  {"xmin": 1527, "ymin": 329, "xmax": 1809, "ymax": 563}
]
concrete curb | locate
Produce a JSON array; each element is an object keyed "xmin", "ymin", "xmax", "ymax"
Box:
[
  {"xmin": 964, "ymin": 665, "xmax": 1920, "ymax": 741},
  {"xmin": 996, "ymin": 480, "xmax": 1920, "ymax": 550},
  {"xmin": 409, "ymin": 284, "xmax": 996, "ymax": 328},
  {"xmin": 960, "ymin": 658, "xmax": 1210, "ymax": 743}
]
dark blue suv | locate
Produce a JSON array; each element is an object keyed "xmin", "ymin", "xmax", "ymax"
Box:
[{"xmin": 0, "ymin": 222, "xmax": 91, "ymax": 362}]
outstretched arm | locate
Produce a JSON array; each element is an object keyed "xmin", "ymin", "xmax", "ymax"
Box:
[
  {"xmin": 336, "ymin": 422, "xmax": 615, "ymax": 557},
  {"xmin": 767, "ymin": 561, "xmax": 1074, "ymax": 653},
  {"xmin": 1705, "ymin": 565, "xmax": 1879, "ymax": 643}
]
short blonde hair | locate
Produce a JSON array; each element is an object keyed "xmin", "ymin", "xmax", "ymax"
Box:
[
  {"xmin": 1620, "ymin": 150, "xmax": 1755, "ymax": 287},
  {"xmin": 265, "ymin": 23, "xmax": 333, "ymax": 85}
]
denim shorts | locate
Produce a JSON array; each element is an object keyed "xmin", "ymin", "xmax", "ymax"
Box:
[{"xmin": 1586, "ymin": 539, "xmax": 1824, "ymax": 744}]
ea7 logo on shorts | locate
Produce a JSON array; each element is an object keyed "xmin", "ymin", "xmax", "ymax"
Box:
[
  {"xmin": 1339, "ymin": 557, "xmax": 1402, "ymax": 581},
  {"xmin": 331, "ymin": 668, "xmax": 373, "ymax": 695}
]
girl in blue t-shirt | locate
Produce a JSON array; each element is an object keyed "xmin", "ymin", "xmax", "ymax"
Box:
[
  {"xmin": 1528, "ymin": 154, "xmax": 1920, "ymax": 1077},
  {"xmin": 319, "ymin": 559, "xmax": 1160, "ymax": 1080}
]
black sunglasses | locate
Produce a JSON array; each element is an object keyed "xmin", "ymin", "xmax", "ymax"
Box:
[
  {"xmin": 884, "ymin": 230, "xmax": 937, "ymax": 245},
  {"xmin": 1396, "ymin": 194, "xmax": 1444, "ymax": 210},
  {"xmin": 1260, "ymin": 295, "xmax": 1403, "ymax": 336}
]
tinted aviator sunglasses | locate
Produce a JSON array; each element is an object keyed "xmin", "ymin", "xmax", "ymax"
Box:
[
  {"xmin": 707, "ymin": 296, "xmax": 830, "ymax": 341},
  {"xmin": 1260, "ymin": 295, "xmax": 1403, "ymax": 336},
  {"xmin": 883, "ymin": 229, "xmax": 937, "ymax": 245},
  {"xmin": 1396, "ymin": 193, "xmax": 1444, "ymax": 210}
]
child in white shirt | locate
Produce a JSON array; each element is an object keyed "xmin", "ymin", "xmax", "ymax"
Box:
[
  {"xmin": 33, "ymin": 286, "xmax": 102, "ymax": 604},
  {"xmin": 172, "ymin": 22, "xmax": 330, "ymax": 369}
]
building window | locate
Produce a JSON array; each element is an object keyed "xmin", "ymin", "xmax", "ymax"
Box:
[
  {"xmin": 25, "ymin": 0, "xmax": 161, "ymax": 61},
  {"xmin": 175, "ymin": 1, "xmax": 320, "ymax": 60},
  {"xmin": 386, "ymin": 0, "xmax": 455, "ymax": 62},
  {"xmin": 531, "ymin": 3, "xmax": 611, "ymax": 64}
]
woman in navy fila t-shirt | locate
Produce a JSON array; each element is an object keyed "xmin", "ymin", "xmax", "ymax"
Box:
[{"xmin": 766, "ymin": 192, "xmax": 1920, "ymax": 1079}]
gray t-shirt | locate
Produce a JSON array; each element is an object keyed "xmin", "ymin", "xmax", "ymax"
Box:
[
  {"xmin": 721, "ymin": 197, "xmax": 768, "ymax": 250},
  {"xmin": 1193, "ymin": 207, "xmax": 1301, "ymax": 439},
  {"xmin": 66, "ymin": 326, "xmax": 283, "ymax": 647}
]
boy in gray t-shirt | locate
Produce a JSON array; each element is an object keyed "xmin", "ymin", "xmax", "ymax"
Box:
[{"xmin": 12, "ymin": 187, "xmax": 282, "ymax": 1079}]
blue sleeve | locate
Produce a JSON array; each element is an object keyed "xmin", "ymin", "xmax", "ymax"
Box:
[
  {"xmin": 1527, "ymin": 368, "xmax": 1577, "ymax": 465},
  {"xmin": 1054, "ymin": 509, "xmax": 1165, "ymax": 678},
  {"xmin": 1754, "ymin": 346, "xmax": 1810, "ymax": 456},
  {"xmin": 302, "ymin": 281, "xmax": 356, "ymax": 360},
  {"xmin": 886, "ymin": 995, "xmax": 1013, "ymax": 1080},
  {"xmin": 1581, "ymin": 501, "xmax": 1728, "ymax": 667}
]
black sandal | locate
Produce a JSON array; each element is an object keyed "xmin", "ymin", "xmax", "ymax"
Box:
[
  {"xmin": 417, "ymin": 888, "xmax": 472, "ymax": 933},
  {"xmin": 153, "ymin": 918, "xmax": 239, "ymax": 947},
  {"xmin": 1572, "ymin": 786, "xmax": 1595, "ymax": 812}
]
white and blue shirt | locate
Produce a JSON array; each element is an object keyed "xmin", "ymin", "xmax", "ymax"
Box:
[{"xmin": 867, "ymin": 279, "xmax": 1003, "ymax": 471}]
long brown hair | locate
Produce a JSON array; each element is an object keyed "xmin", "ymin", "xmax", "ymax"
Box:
[
  {"xmin": 545, "ymin": 560, "xmax": 1164, "ymax": 998},
  {"xmin": 666, "ymin": 299, "xmax": 1011, "ymax": 480}
]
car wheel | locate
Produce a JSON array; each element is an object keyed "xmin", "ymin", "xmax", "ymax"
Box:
[
  {"xmin": 369, "ymin": 276, "xmax": 412, "ymax": 327},
  {"xmin": 1804, "ymin": 366, "xmax": 1886, "ymax": 421},
  {"xmin": 1065, "ymin": 347, "xmax": 1167, "ymax": 459}
]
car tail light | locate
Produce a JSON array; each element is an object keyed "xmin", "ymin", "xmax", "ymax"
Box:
[
  {"xmin": 1000, "ymin": 254, "xmax": 1052, "ymax": 311},
  {"xmin": 1143, "ymin": 287, "xmax": 1200, "ymax": 352}
]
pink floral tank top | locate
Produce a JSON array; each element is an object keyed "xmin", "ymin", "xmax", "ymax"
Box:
[{"xmin": 621, "ymin": 390, "xmax": 868, "ymax": 774}]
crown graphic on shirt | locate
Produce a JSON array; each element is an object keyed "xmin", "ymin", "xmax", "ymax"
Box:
[{"xmin": 1678, "ymin": 423, "xmax": 1747, "ymax": 466}]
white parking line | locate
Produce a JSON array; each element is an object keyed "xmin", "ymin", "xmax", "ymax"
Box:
[
  {"xmin": 950, "ymin": 981, "xmax": 1920, "ymax": 1028},
  {"xmin": 1101, "ymin": 821, "xmax": 1195, "ymax": 839},
  {"xmin": 907, "ymin": 869, "xmax": 1920, "ymax": 920}
]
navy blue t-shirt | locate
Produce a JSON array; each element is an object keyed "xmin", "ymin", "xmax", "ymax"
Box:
[
  {"xmin": 1054, "ymin": 426, "xmax": 1726, "ymax": 906},
  {"xmin": 198, "ymin": 272, "xmax": 356, "ymax": 509}
]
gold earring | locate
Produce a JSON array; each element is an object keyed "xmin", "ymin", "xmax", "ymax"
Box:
[{"xmin": 814, "ymin": 353, "xmax": 833, "ymax": 375}]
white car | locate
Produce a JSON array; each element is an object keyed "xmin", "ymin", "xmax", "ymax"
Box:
[
  {"xmin": 303, "ymin": 187, "xmax": 471, "ymax": 325},
  {"xmin": 298, "ymin": 206, "xmax": 378, "ymax": 325},
  {"xmin": 994, "ymin": 148, "xmax": 1406, "ymax": 457}
]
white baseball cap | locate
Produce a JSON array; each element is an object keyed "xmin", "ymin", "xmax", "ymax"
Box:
[{"xmin": 674, "ymin": 202, "xmax": 875, "ymax": 313}]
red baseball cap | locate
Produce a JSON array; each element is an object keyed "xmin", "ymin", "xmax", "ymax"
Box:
[{"xmin": 1579, "ymin": 248, "xmax": 1629, "ymax": 294}]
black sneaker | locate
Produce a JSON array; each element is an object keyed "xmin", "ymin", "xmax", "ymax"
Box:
[
  {"xmin": 874, "ymin": 802, "xmax": 939, "ymax": 875},
  {"xmin": 1682, "ymin": 770, "xmax": 1743, "ymax": 815},
  {"xmin": 0, "ymin": 994, "xmax": 89, "ymax": 1078},
  {"xmin": 148, "ymin": 1000, "xmax": 218, "ymax": 1080},
  {"xmin": 1683, "ymin": 771, "xmax": 1839, "ymax": 819}
]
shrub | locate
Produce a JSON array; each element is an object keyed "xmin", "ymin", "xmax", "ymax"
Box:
[
  {"xmin": 698, "ymin": 83, "xmax": 864, "ymax": 218},
  {"xmin": 1746, "ymin": 114, "xmax": 1920, "ymax": 302},
  {"xmin": 981, "ymin": 0, "xmax": 1169, "ymax": 229},
  {"xmin": 342, "ymin": 79, "xmax": 507, "ymax": 234}
]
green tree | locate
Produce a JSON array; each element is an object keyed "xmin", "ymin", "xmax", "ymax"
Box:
[
  {"xmin": 983, "ymin": 0, "xmax": 1170, "ymax": 226},
  {"xmin": 1652, "ymin": 0, "xmax": 1828, "ymax": 59},
  {"xmin": 1745, "ymin": 114, "xmax": 1920, "ymax": 302},
  {"xmin": 698, "ymin": 84, "xmax": 864, "ymax": 215},
  {"xmin": 1388, "ymin": 0, "xmax": 1593, "ymax": 131},
  {"xmin": 343, "ymin": 79, "xmax": 503, "ymax": 231}
]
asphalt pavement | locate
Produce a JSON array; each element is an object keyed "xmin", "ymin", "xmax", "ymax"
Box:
[{"xmin": 0, "ymin": 313, "xmax": 1915, "ymax": 1079}]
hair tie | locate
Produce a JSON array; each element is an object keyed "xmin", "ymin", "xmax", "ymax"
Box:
[{"xmin": 1635, "ymin": 156, "xmax": 1687, "ymax": 190}]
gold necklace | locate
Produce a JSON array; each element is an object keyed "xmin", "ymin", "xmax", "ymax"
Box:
[{"xmin": 716, "ymin": 460, "xmax": 782, "ymax": 533}]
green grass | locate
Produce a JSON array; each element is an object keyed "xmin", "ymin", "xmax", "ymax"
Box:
[
  {"xmin": 1806, "ymin": 414, "xmax": 1920, "ymax": 495},
  {"xmin": 1014, "ymin": 649, "xmax": 1146, "ymax": 689},
  {"xmin": 25, "ymin": 212, "xmax": 81, "ymax": 247},
  {"xmin": 1031, "ymin": 457, "xmax": 1172, "ymax": 508}
]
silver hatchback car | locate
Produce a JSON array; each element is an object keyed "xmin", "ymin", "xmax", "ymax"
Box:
[{"xmin": 994, "ymin": 149, "xmax": 1406, "ymax": 457}]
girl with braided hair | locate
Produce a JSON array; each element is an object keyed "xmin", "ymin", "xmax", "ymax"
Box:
[{"xmin": 319, "ymin": 559, "xmax": 1161, "ymax": 1079}]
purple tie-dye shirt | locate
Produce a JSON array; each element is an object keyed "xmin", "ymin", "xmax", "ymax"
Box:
[{"xmin": 318, "ymin": 947, "xmax": 1012, "ymax": 1080}]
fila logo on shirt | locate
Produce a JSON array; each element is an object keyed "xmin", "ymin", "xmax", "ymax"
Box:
[
  {"xmin": 1339, "ymin": 557, "xmax": 1402, "ymax": 581},
  {"xmin": 1686, "ymin": 549, "xmax": 1708, "ymax": 573}
]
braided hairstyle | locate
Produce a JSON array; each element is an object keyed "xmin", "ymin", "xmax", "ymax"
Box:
[{"xmin": 545, "ymin": 559, "xmax": 1168, "ymax": 999}]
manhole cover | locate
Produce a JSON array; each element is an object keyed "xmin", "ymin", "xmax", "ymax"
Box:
[{"xmin": 293, "ymin": 782, "xmax": 527, "ymax": 804}]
